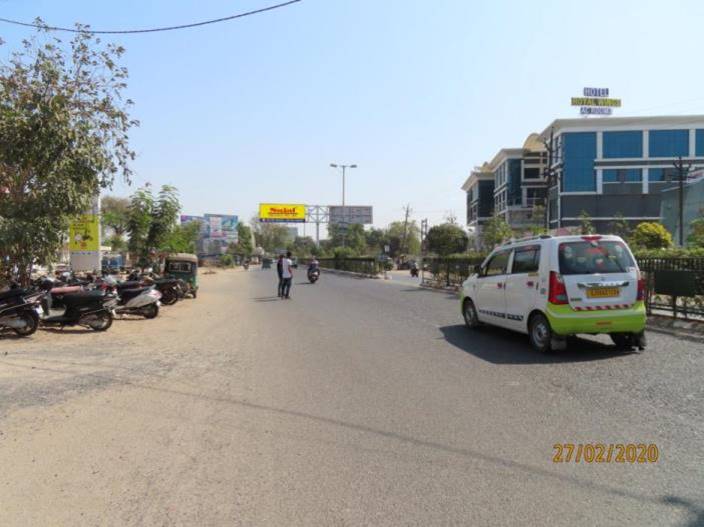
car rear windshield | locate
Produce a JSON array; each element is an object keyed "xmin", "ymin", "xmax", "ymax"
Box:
[{"xmin": 558, "ymin": 240, "xmax": 635, "ymax": 275}]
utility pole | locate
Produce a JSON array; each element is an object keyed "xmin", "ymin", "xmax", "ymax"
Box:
[
  {"xmin": 330, "ymin": 163, "xmax": 357, "ymax": 248},
  {"xmin": 420, "ymin": 218, "xmax": 428, "ymax": 283},
  {"xmin": 542, "ymin": 127, "xmax": 555, "ymax": 232},
  {"xmin": 673, "ymin": 156, "xmax": 692, "ymax": 246},
  {"xmin": 400, "ymin": 204, "xmax": 412, "ymax": 256}
]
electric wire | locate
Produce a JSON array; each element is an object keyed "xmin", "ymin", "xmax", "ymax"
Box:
[{"xmin": 0, "ymin": 0, "xmax": 302, "ymax": 34}]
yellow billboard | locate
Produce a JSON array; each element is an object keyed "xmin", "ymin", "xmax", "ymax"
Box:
[
  {"xmin": 69, "ymin": 214, "xmax": 100, "ymax": 252},
  {"xmin": 259, "ymin": 203, "xmax": 306, "ymax": 223}
]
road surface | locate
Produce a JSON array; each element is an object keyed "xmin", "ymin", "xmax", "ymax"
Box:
[{"xmin": 0, "ymin": 268, "xmax": 702, "ymax": 526}]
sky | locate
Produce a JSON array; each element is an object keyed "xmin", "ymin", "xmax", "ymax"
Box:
[{"xmin": 3, "ymin": 0, "xmax": 704, "ymax": 236}]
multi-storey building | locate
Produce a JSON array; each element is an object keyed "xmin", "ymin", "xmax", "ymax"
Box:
[
  {"xmin": 462, "ymin": 134, "xmax": 547, "ymax": 247},
  {"xmin": 541, "ymin": 115, "xmax": 704, "ymax": 232}
]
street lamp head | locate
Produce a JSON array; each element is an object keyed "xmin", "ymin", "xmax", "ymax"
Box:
[
  {"xmin": 350, "ymin": 164, "xmax": 358, "ymax": 169},
  {"xmin": 330, "ymin": 163, "xmax": 338, "ymax": 168}
]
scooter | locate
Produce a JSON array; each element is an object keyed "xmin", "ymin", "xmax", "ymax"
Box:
[
  {"xmin": 40, "ymin": 290, "xmax": 117, "ymax": 331},
  {"xmin": 308, "ymin": 267, "xmax": 320, "ymax": 284},
  {"xmin": 0, "ymin": 286, "xmax": 43, "ymax": 336},
  {"xmin": 115, "ymin": 286, "xmax": 161, "ymax": 319},
  {"xmin": 102, "ymin": 276, "xmax": 161, "ymax": 318},
  {"xmin": 410, "ymin": 267, "xmax": 419, "ymax": 278}
]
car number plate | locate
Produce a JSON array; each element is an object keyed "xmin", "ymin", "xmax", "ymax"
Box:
[{"xmin": 586, "ymin": 287, "xmax": 619, "ymax": 298}]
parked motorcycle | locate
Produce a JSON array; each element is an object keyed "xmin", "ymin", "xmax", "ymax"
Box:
[
  {"xmin": 0, "ymin": 286, "xmax": 43, "ymax": 336},
  {"xmin": 122, "ymin": 272, "xmax": 183, "ymax": 305},
  {"xmin": 410, "ymin": 267, "xmax": 419, "ymax": 278},
  {"xmin": 40, "ymin": 289, "xmax": 117, "ymax": 331}
]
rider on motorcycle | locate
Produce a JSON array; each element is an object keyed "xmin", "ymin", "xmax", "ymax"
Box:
[{"xmin": 308, "ymin": 258, "xmax": 319, "ymax": 271}]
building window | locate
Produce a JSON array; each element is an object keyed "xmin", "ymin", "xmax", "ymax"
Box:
[
  {"xmin": 524, "ymin": 167, "xmax": 541, "ymax": 179},
  {"xmin": 603, "ymin": 168, "xmax": 642, "ymax": 183},
  {"xmin": 649, "ymin": 129, "xmax": 689, "ymax": 158},
  {"xmin": 697, "ymin": 130, "xmax": 704, "ymax": 157},
  {"xmin": 649, "ymin": 167, "xmax": 678, "ymax": 182},
  {"xmin": 563, "ymin": 132, "xmax": 597, "ymax": 192},
  {"xmin": 603, "ymin": 131, "xmax": 643, "ymax": 159}
]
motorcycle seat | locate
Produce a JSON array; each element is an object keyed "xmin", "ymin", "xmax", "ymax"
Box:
[
  {"xmin": 61, "ymin": 290, "xmax": 106, "ymax": 306},
  {"xmin": 0, "ymin": 288, "xmax": 25, "ymax": 302},
  {"xmin": 116, "ymin": 280, "xmax": 142, "ymax": 290}
]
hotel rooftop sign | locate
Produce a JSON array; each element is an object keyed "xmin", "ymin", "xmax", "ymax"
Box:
[{"xmin": 571, "ymin": 87, "xmax": 621, "ymax": 115}]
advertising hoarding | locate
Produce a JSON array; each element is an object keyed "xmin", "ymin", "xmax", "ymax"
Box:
[
  {"xmin": 570, "ymin": 97, "xmax": 621, "ymax": 108},
  {"xmin": 328, "ymin": 206, "xmax": 373, "ymax": 226},
  {"xmin": 259, "ymin": 203, "xmax": 306, "ymax": 223},
  {"xmin": 69, "ymin": 215, "xmax": 100, "ymax": 252}
]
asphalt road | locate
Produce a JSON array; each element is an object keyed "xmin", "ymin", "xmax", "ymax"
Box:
[{"xmin": 0, "ymin": 268, "xmax": 702, "ymax": 526}]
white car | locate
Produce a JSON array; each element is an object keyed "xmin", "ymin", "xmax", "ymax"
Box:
[{"xmin": 460, "ymin": 234, "xmax": 647, "ymax": 353}]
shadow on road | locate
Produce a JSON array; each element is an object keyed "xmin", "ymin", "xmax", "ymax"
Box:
[
  {"xmin": 251, "ymin": 296, "xmax": 281, "ymax": 303},
  {"xmin": 438, "ymin": 324, "xmax": 634, "ymax": 364}
]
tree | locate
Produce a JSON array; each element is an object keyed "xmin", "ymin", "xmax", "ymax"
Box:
[
  {"xmin": 101, "ymin": 196, "xmax": 130, "ymax": 252},
  {"xmin": 387, "ymin": 221, "xmax": 420, "ymax": 256},
  {"xmin": 482, "ymin": 214, "xmax": 512, "ymax": 251},
  {"xmin": 126, "ymin": 185, "xmax": 181, "ymax": 264},
  {"xmin": 630, "ymin": 222, "xmax": 673, "ymax": 250},
  {"xmin": 426, "ymin": 223, "xmax": 469, "ymax": 256},
  {"xmin": 608, "ymin": 212, "xmax": 631, "ymax": 239},
  {"xmin": 287, "ymin": 236, "xmax": 317, "ymax": 256},
  {"xmin": 365, "ymin": 228, "xmax": 389, "ymax": 254},
  {"xmin": 688, "ymin": 211, "xmax": 704, "ymax": 247},
  {"xmin": 579, "ymin": 210, "xmax": 595, "ymax": 235},
  {"xmin": 250, "ymin": 217, "xmax": 289, "ymax": 252},
  {"xmin": 345, "ymin": 224, "xmax": 367, "ymax": 255},
  {"xmin": 162, "ymin": 221, "xmax": 200, "ymax": 254},
  {"xmin": 234, "ymin": 223, "xmax": 254, "ymax": 256},
  {"xmin": 0, "ymin": 24, "xmax": 136, "ymax": 283}
]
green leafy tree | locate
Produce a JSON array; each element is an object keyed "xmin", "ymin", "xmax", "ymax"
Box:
[
  {"xmin": 101, "ymin": 196, "xmax": 130, "ymax": 252},
  {"xmin": 250, "ymin": 217, "xmax": 289, "ymax": 252},
  {"xmin": 579, "ymin": 210, "xmax": 595, "ymax": 235},
  {"xmin": 688, "ymin": 212, "xmax": 704, "ymax": 247},
  {"xmin": 126, "ymin": 185, "xmax": 181, "ymax": 264},
  {"xmin": 630, "ymin": 222, "xmax": 673, "ymax": 249},
  {"xmin": 482, "ymin": 214, "xmax": 512, "ymax": 251},
  {"xmin": 346, "ymin": 224, "xmax": 367, "ymax": 255},
  {"xmin": 287, "ymin": 236, "xmax": 317, "ymax": 257},
  {"xmin": 426, "ymin": 223, "xmax": 469, "ymax": 256},
  {"xmin": 608, "ymin": 212, "xmax": 631, "ymax": 239},
  {"xmin": 234, "ymin": 223, "xmax": 254, "ymax": 256},
  {"xmin": 365, "ymin": 228, "xmax": 389, "ymax": 254},
  {"xmin": 387, "ymin": 220, "xmax": 420, "ymax": 256},
  {"xmin": 0, "ymin": 24, "xmax": 136, "ymax": 283},
  {"xmin": 162, "ymin": 221, "xmax": 200, "ymax": 253}
]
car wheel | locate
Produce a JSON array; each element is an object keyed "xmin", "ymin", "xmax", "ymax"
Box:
[
  {"xmin": 610, "ymin": 333, "xmax": 635, "ymax": 350},
  {"xmin": 462, "ymin": 298, "xmax": 480, "ymax": 329},
  {"xmin": 529, "ymin": 313, "xmax": 553, "ymax": 353}
]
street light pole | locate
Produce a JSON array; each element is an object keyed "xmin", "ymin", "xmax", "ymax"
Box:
[
  {"xmin": 673, "ymin": 156, "xmax": 692, "ymax": 246},
  {"xmin": 330, "ymin": 163, "xmax": 358, "ymax": 247}
]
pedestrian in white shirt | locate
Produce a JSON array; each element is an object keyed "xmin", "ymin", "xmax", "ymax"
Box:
[{"xmin": 281, "ymin": 251, "xmax": 294, "ymax": 299}]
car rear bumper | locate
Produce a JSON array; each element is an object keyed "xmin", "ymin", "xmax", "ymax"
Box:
[{"xmin": 546, "ymin": 302, "xmax": 646, "ymax": 336}]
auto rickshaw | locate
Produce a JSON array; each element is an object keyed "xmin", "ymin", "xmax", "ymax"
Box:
[{"xmin": 164, "ymin": 253, "xmax": 199, "ymax": 298}]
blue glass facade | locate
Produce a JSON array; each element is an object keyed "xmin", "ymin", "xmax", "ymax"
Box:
[
  {"xmin": 508, "ymin": 159, "xmax": 522, "ymax": 204},
  {"xmin": 649, "ymin": 129, "xmax": 689, "ymax": 158},
  {"xmin": 563, "ymin": 132, "xmax": 596, "ymax": 191},
  {"xmin": 603, "ymin": 131, "xmax": 642, "ymax": 158},
  {"xmin": 648, "ymin": 167, "xmax": 678, "ymax": 182},
  {"xmin": 603, "ymin": 168, "xmax": 642, "ymax": 183},
  {"xmin": 697, "ymin": 130, "xmax": 704, "ymax": 157}
]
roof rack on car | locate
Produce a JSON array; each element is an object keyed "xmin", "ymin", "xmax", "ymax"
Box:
[{"xmin": 506, "ymin": 234, "xmax": 552, "ymax": 244}]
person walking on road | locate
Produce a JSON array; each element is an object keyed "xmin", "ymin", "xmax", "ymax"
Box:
[
  {"xmin": 276, "ymin": 254, "xmax": 285, "ymax": 298},
  {"xmin": 281, "ymin": 251, "xmax": 294, "ymax": 299}
]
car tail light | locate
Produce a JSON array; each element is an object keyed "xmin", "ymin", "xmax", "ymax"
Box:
[
  {"xmin": 637, "ymin": 277, "xmax": 645, "ymax": 301},
  {"xmin": 581, "ymin": 235, "xmax": 602, "ymax": 242},
  {"xmin": 548, "ymin": 271, "xmax": 568, "ymax": 305}
]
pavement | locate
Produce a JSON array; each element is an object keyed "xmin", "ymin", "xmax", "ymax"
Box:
[{"xmin": 0, "ymin": 267, "xmax": 702, "ymax": 526}]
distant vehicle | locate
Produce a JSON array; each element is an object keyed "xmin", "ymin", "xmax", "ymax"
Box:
[
  {"xmin": 165, "ymin": 253, "xmax": 199, "ymax": 299},
  {"xmin": 461, "ymin": 235, "xmax": 646, "ymax": 353}
]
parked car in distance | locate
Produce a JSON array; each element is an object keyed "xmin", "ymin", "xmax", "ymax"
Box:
[{"xmin": 460, "ymin": 234, "xmax": 646, "ymax": 353}]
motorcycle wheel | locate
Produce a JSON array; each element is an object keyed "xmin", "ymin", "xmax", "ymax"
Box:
[
  {"xmin": 143, "ymin": 303, "xmax": 159, "ymax": 319},
  {"xmin": 12, "ymin": 311, "xmax": 39, "ymax": 337},
  {"xmin": 87, "ymin": 312, "xmax": 113, "ymax": 332},
  {"xmin": 161, "ymin": 290, "xmax": 178, "ymax": 306}
]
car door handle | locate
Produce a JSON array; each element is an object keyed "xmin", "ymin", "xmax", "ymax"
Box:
[{"xmin": 497, "ymin": 282, "xmax": 503, "ymax": 289}]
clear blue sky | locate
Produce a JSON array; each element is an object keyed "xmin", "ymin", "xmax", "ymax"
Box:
[{"xmin": 3, "ymin": 0, "xmax": 704, "ymax": 233}]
